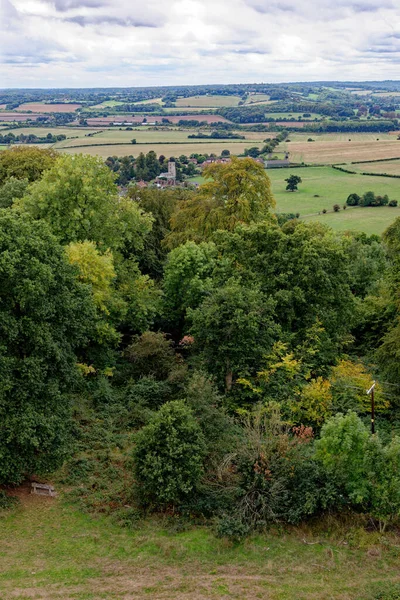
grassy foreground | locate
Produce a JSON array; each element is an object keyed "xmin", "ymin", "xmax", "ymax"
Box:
[{"xmin": 1, "ymin": 491, "xmax": 400, "ymax": 599}]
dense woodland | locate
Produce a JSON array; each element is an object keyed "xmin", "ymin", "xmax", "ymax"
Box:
[{"xmin": 2, "ymin": 146, "xmax": 400, "ymax": 538}]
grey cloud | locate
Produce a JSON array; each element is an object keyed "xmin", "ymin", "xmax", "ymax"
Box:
[
  {"xmin": 66, "ymin": 15, "xmax": 158, "ymax": 27},
  {"xmin": 47, "ymin": 0, "xmax": 107, "ymax": 11}
]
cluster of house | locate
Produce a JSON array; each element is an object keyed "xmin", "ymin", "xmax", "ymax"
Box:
[{"xmin": 135, "ymin": 154, "xmax": 280, "ymax": 189}]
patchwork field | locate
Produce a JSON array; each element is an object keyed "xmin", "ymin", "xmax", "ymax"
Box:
[
  {"xmin": 59, "ymin": 140, "xmax": 259, "ymax": 158},
  {"xmin": 0, "ymin": 113, "xmax": 43, "ymax": 121},
  {"xmin": 53, "ymin": 128, "xmax": 265, "ymax": 148},
  {"xmin": 175, "ymin": 95, "xmax": 241, "ymax": 107},
  {"xmin": 1, "ymin": 492, "xmax": 400, "ymax": 600},
  {"xmin": 15, "ymin": 102, "xmax": 82, "ymax": 113},
  {"xmin": 85, "ymin": 114, "xmax": 229, "ymax": 125},
  {"xmin": 3, "ymin": 126, "xmax": 102, "ymax": 138}
]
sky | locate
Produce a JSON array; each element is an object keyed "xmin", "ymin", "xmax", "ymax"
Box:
[{"xmin": 1, "ymin": 0, "xmax": 400, "ymax": 88}]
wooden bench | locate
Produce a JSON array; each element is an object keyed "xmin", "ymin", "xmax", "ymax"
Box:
[{"xmin": 31, "ymin": 483, "xmax": 57, "ymax": 497}]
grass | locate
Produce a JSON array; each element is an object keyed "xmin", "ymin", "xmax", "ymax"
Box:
[
  {"xmin": 1, "ymin": 492, "xmax": 400, "ymax": 599},
  {"xmin": 268, "ymin": 166, "xmax": 400, "ymax": 234},
  {"xmin": 283, "ymin": 132, "xmax": 398, "ymax": 143},
  {"xmin": 352, "ymin": 160, "xmax": 400, "ymax": 175},
  {"xmin": 175, "ymin": 95, "xmax": 241, "ymax": 107},
  {"xmin": 53, "ymin": 129, "xmax": 265, "ymax": 148},
  {"xmin": 59, "ymin": 141, "xmax": 260, "ymax": 158},
  {"xmin": 15, "ymin": 103, "xmax": 82, "ymax": 113},
  {"xmin": 304, "ymin": 206, "xmax": 400, "ymax": 235},
  {"xmin": 284, "ymin": 139, "xmax": 400, "ymax": 165},
  {"xmin": 3, "ymin": 127, "xmax": 102, "ymax": 138}
]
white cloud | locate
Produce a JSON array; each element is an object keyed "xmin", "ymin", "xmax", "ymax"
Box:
[{"xmin": 1, "ymin": 0, "xmax": 400, "ymax": 87}]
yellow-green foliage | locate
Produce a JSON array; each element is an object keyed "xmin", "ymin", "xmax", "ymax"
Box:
[
  {"xmin": 330, "ymin": 359, "xmax": 388, "ymax": 413},
  {"xmin": 295, "ymin": 377, "xmax": 333, "ymax": 425},
  {"xmin": 66, "ymin": 241, "xmax": 116, "ymax": 314},
  {"xmin": 166, "ymin": 157, "xmax": 275, "ymax": 247}
]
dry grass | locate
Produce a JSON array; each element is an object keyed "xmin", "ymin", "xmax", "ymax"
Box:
[
  {"xmin": 15, "ymin": 103, "xmax": 82, "ymax": 113},
  {"xmin": 352, "ymin": 159, "xmax": 400, "ymax": 175},
  {"xmin": 175, "ymin": 95, "xmax": 241, "ymax": 108},
  {"xmin": 286, "ymin": 140, "xmax": 400, "ymax": 164},
  {"xmin": 59, "ymin": 141, "xmax": 259, "ymax": 158}
]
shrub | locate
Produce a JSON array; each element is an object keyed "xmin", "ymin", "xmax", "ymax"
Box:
[
  {"xmin": 346, "ymin": 193, "xmax": 360, "ymax": 206},
  {"xmin": 0, "ymin": 491, "xmax": 18, "ymax": 511},
  {"xmin": 389, "ymin": 200, "xmax": 398, "ymax": 207},
  {"xmin": 343, "ymin": 205, "xmax": 347, "ymax": 210},
  {"xmin": 133, "ymin": 400, "xmax": 206, "ymax": 506},
  {"xmin": 215, "ymin": 514, "xmax": 250, "ymax": 543},
  {"xmin": 322, "ymin": 208, "xmax": 327, "ymax": 214},
  {"xmin": 333, "ymin": 204, "xmax": 340, "ymax": 212}
]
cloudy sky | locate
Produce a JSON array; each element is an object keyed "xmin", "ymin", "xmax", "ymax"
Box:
[{"xmin": 1, "ymin": 0, "xmax": 400, "ymax": 88}]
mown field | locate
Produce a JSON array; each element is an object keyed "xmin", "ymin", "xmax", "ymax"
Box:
[
  {"xmin": 3, "ymin": 126, "xmax": 102, "ymax": 138},
  {"xmin": 268, "ymin": 166, "xmax": 400, "ymax": 234},
  {"xmin": 351, "ymin": 159, "xmax": 400, "ymax": 175},
  {"xmin": 15, "ymin": 102, "xmax": 82, "ymax": 113},
  {"xmin": 175, "ymin": 95, "xmax": 241, "ymax": 107},
  {"xmin": 1, "ymin": 492, "xmax": 400, "ymax": 600},
  {"xmin": 53, "ymin": 128, "xmax": 265, "ymax": 149},
  {"xmin": 59, "ymin": 141, "xmax": 259, "ymax": 158},
  {"xmin": 284, "ymin": 139, "xmax": 400, "ymax": 165}
]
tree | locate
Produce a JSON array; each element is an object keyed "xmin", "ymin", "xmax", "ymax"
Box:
[
  {"xmin": 346, "ymin": 193, "xmax": 360, "ymax": 206},
  {"xmin": 189, "ymin": 281, "xmax": 279, "ymax": 391},
  {"xmin": 0, "ymin": 146, "xmax": 57, "ymax": 184},
  {"xmin": 133, "ymin": 400, "xmax": 206, "ymax": 506},
  {"xmin": 0, "ymin": 212, "xmax": 96, "ymax": 484},
  {"xmin": 315, "ymin": 412, "xmax": 370, "ymax": 504},
  {"xmin": 17, "ymin": 154, "xmax": 152, "ymax": 254},
  {"xmin": 0, "ymin": 177, "xmax": 29, "ymax": 209},
  {"xmin": 285, "ymin": 174, "xmax": 302, "ymax": 192},
  {"xmin": 163, "ymin": 241, "xmax": 217, "ymax": 330},
  {"xmin": 166, "ymin": 157, "xmax": 275, "ymax": 248}
]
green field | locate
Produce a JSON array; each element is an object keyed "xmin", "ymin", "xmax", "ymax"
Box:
[
  {"xmin": 175, "ymin": 95, "xmax": 241, "ymax": 107},
  {"xmin": 264, "ymin": 112, "xmax": 322, "ymax": 120},
  {"xmin": 53, "ymin": 128, "xmax": 265, "ymax": 149},
  {"xmin": 1, "ymin": 493, "xmax": 400, "ymax": 600},
  {"xmin": 268, "ymin": 166, "xmax": 400, "ymax": 234},
  {"xmin": 3, "ymin": 127, "xmax": 102, "ymax": 138},
  {"xmin": 59, "ymin": 141, "xmax": 260, "ymax": 158}
]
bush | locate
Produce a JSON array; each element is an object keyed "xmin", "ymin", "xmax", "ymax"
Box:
[
  {"xmin": 215, "ymin": 514, "xmax": 250, "ymax": 543},
  {"xmin": 133, "ymin": 400, "xmax": 206, "ymax": 507},
  {"xmin": 389, "ymin": 200, "xmax": 398, "ymax": 207},
  {"xmin": 0, "ymin": 491, "xmax": 18, "ymax": 511},
  {"xmin": 333, "ymin": 204, "xmax": 340, "ymax": 212},
  {"xmin": 322, "ymin": 209, "xmax": 327, "ymax": 214},
  {"xmin": 347, "ymin": 193, "xmax": 360, "ymax": 206}
]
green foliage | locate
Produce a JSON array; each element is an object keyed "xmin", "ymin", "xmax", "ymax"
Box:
[
  {"xmin": 0, "ymin": 211, "xmax": 96, "ymax": 484},
  {"xmin": 163, "ymin": 240, "xmax": 217, "ymax": 329},
  {"xmin": 285, "ymin": 174, "xmax": 302, "ymax": 191},
  {"xmin": 347, "ymin": 193, "xmax": 361, "ymax": 206},
  {"xmin": 133, "ymin": 400, "xmax": 206, "ymax": 506},
  {"xmin": 0, "ymin": 146, "xmax": 57, "ymax": 184},
  {"xmin": 0, "ymin": 491, "xmax": 18, "ymax": 511},
  {"xmin": 215, "ymin": 514, "xmax": 250, "ymax": 543},
  {"xmin": 189, "ymin": 281, "xmax": 279, "ymax": 391},
  {"xmin": 0, "ymin": 177, "xmax": 29, "ymax": 209},
  {"xmin": 316, "ymin": 412, "xmax": 400, "ymax": 528},
  {"xmin": 315, "ymin": 412, "xmax": 370, "ymax": 504},
  {"xmin": 17, "ymin": 154, "xmax": 152, "ymax": 253}
]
